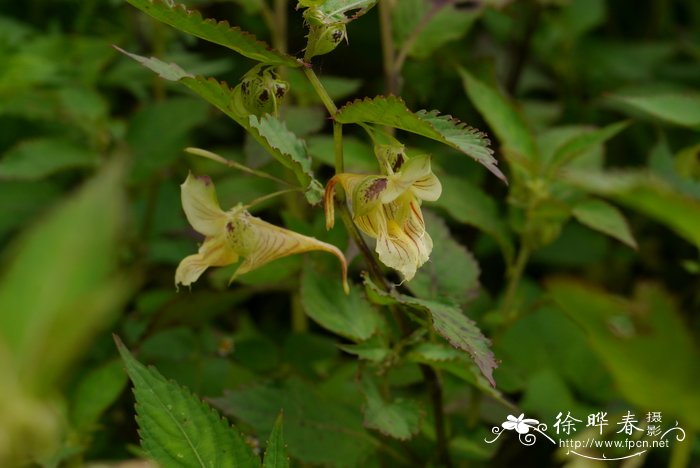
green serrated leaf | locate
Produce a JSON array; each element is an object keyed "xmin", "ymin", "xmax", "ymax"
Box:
[
  {"xmin": 115, "ymin": 337, "xmax": 259, "ymax": 468},
  {"xmin": 212, "ymin": 378, "xmax": 375, "ymax": 466},
  {"xmin": 407, "ymin": 342, "xmax": 508, "ymax": 404},
  {"xmin": 572, "ymin": 198, "xmax": 637, "ymax": 249},
  {"xmin": 408, "ymin": 342, "xmax": 463, "ymax": 363},
  {"xmin": 407, "ymin": 212, "xmax": 481, "ymax": 306},
  {"xmin": 335, "ymin": 95, "xmax": 505, "ymax": 182},
  {"xmin": 114, "ymin": 49, "xmax": 323, "ymax": 203},
  {"xmin": 248, "ymin": 114, "xmax": 323, "ymax": 204},
  {"xmin": 360, "ymin": 375, "xmax": 422, "ymax": 440},
  {"xmin": 112, "ymin": 46, "xmax": 191, "ymax": 80},
  {"xmin": 307, "ymin": 0, "xmax": 377, "ymax": 24},
  {"xmin": 337, "ymin": 336, "xmax": 390, "ymax": 362},
  {"xmin": 124, "ymin": 0, "xmax": 299, "ymax": 67},
  {"xmin": 300, "ymin": 262, "xmax": 378, "ymax": 341},
  {"xmin": 363, "ymin": 276, "xmax": 497, "ymax": 386},
  {"xmin": 458, "ymin": 68, "xmax": 538, "ymax": 174},
  {"xmin": 263, "ymin": 413, "xmax": 288, "ymax": 468}
]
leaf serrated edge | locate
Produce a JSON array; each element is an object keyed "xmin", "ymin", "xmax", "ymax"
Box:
[
  {"xmin": 127, "ymin": 0, "xmax": 300, "ymax": 67},
  {"xmin": 115, "ymin": 336, "xmax": 258, "ymax": 467},
  {"xmin": 335, "ymin": 95, "xmax": 507, "ymax": 182},
  {"xmin": 361, "ymin": 400, "xmax": 424, "ymax": 441}
]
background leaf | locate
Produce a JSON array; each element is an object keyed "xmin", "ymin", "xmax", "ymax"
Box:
[
  {"xmin": 607, "ymin": 89, "xmax": 700, "ymax": 128},
  {"xmin": 572, "ymin": 198, "xmax": 637, "ymax": 249},
  {"xmin": 0, "ymin": 161, "xmax": 132, "ymax": 463},
  {"xmin": 116, "ymin": 337, "xmax": 260, "ymax": 468},
  {"xmin": 263, "ymin": 412, "xmax": 288, "ymax": 468},
  {"xmin": 360, "ymin": 375, "xmax": 422, "ymax": 440},
  {"xmin": 212, "ymin": 378, "xmax": 376, "ymax": 466},
  {"xmin": 300, "ymin": 262, "xmax": 378, "ymax": 341},
  {"xmin": 565, "ymin": 170, "xmax": 700, "ymax": 247},
  {"xmin": 0, "ymin": 138, "xmax": 97, "ymax": 181},
  {"xmin": 407, "ymin": 212, "xmax": 481, "ymax": 306},
  {"xmin": 433, "ymin": 174, "xmax": 514, "ymax": 262},
  {"xmin": 459, "ymin": 68, "xmax": 538, "ymax": 171},
  {"xmin": 548, "ymin": 280, "xmax": 700, "ymax": 423}
]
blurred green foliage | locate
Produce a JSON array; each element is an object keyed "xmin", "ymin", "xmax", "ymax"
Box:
[{"xmin": 0, "ymin": 0, "xmax": 699, "ymax": 466}]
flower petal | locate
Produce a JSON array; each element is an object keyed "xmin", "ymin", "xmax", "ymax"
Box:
[
  {"xmin": 376, "ymin": 221, "xmax": 419, "ymax": 281},
  {"xmin": 324, "ymin": 173, "xmax": 367, "ymax": 230},
  {"xmin": 231, "ymin": 211, "xmax": 349, "ymax": 293},
  {"xmin": 175, "ymin": 235, "xmax": 239, "ymax": 287},
  {"xmin": 181, "ymin": 173, "xmax": 227, "ymax": 236},
  {"xmin": 410, "ymin": 172, "xmax": 442, "ymax": 201},
  {"xmin": 352, "ymin": 176, "xmax": 389, "ymax": 217},
  {"xmin": 398, "ymin": 154, "xmax": 433, "ymax": 182},
  {"xmin": 353, "ymin": 208, "xmax": 386, "ymax": 239},
  {"xmin": 395, "ymin": 154, "xmax": 442, "ymax": 202},
  {"xmin": 502, "ymin": 421, "xmax": 517, "ymax": 430},
  {"xmin": 515, "ymin": 423, "xmax": 531, "ymax": 434},
  {"xmin": 380, "ymin": 155, "xmax": 439, "ymax": 204}
]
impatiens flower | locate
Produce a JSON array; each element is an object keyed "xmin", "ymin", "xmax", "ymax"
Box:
[
  {"xmin": 176, "ymin": 173, "xmax": 348, "ymax": 292},
  {"xmin": 502, "ymin": 414, "xmax": 540, "ymax": 434},
  {"xmin": 324, "ymin": 152, "xmax": 441, "ymax": 281}
]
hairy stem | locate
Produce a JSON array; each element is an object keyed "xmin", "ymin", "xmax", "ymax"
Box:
[{"xmin": 303, "ymin": 67, "xmax": 338, "ymax": 115}]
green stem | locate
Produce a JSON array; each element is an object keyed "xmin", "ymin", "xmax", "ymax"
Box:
[
  {"xmin": 303, "ymin": 68, "xmax": 338, "ymax": 115},
  {"xmin": 273, "ymin": 0, "xmax": 288, "ymax": 54},
  {"xmin": 420, "ymin": 365, "xmax": 452, "ymax": 468},
  {"xmin": 185, "ymin": 147, "xmax": 293, "ymax": 186},
  {"xmin": 333, "ymin": 122, "xmax": 344, "ymax": 173},
  {"xmin": 291, "ymin": 293, "xmax": 308, "ymax": 332},
  {"xmin": 501, "ymin": 243, "xmax": 531, "ymax": 323},
  {"xmin": 244, "ymin": 188, "xmax": 304, "ymax": 209}
]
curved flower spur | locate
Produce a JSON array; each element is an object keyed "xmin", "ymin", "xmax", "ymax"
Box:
[
  {"xmin": 175, "ymin": 173, "xmax": 348, "ymax": 293},
  {"xmin": 325, "ymin": 143, "xmax": 442, "ymax": 281}
]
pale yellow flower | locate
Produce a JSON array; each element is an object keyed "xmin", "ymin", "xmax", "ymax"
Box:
[
  {"xmin": 176, "ymin": 173, "xmax": 348, "ymax": 292},
  {"xmin": 325, "ymin": 153, "xmax": 441, "ymax": 281}
]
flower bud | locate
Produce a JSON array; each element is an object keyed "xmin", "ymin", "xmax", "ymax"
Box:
[
  {"xmin": 303, "ymin": 7, "xmax": 347, "ymax": 60},
  {"xmin": 305, "ymin": 23, "xmax": 347, "ymax": 59},
  {"xmin": 237, "ymin": 65, "xmax": 288, "ymax": 116}
]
